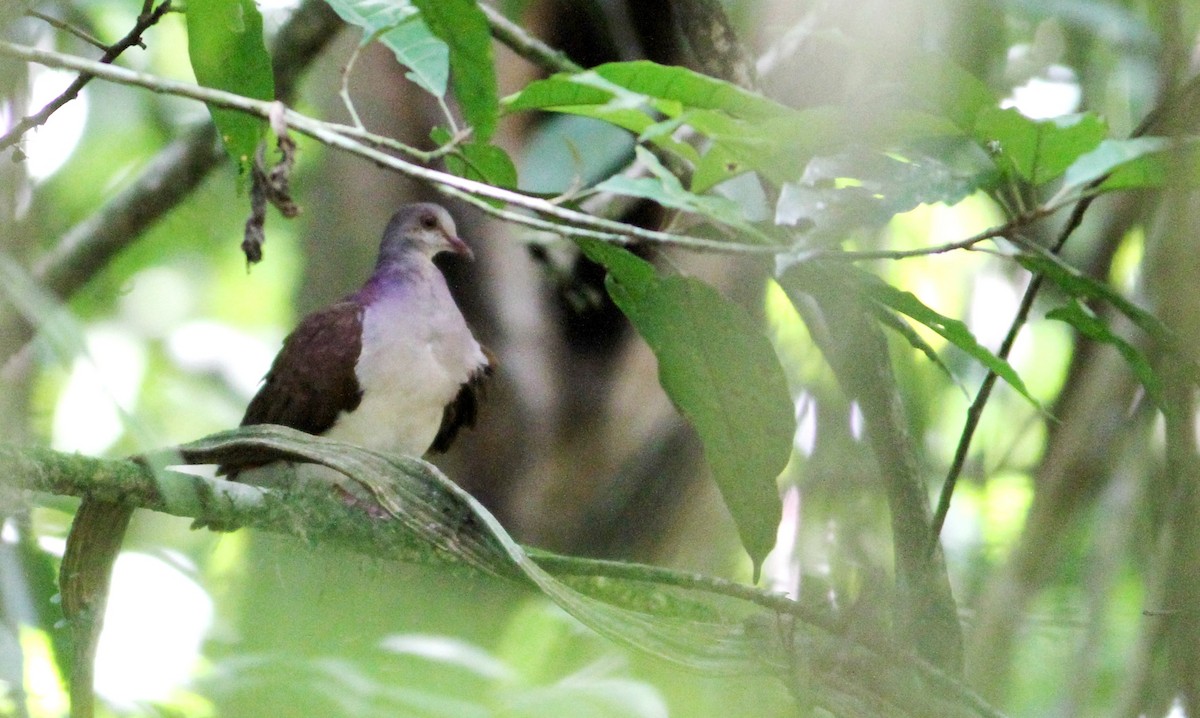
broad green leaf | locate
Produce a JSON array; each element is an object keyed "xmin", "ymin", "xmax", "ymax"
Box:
[
  {"xmin": 577, "ymin": 240, "xmax": 793, "ymax": 574},
  {"xmin": 1095, "ymin": 138, "xmax": 1200, "ymax": 193},
  {"xmin": 1059, "ymin": 137, "xmax": 1170, "ymax": 195},
  {"xmin": 774, "ymin": 149, "xmax": 986, "ymax": 241},
  {"xmin": 592, "ymin": 60, "xmax": 794, "ymax": 119},
  {"xmin": 505, "ymin": 74, "xmax": 700, "ymax": 160},
  {"xmin": 905, "ymin": 54, "xmax": 996, "ymax": 132},
  {"xmin": 505, "ymin": 73, "xmax": 626, "ymax": 113},
  {"xmin": 505, "ymin": 64, "xmax": 819, "ymax": 185},
  {"xmin": 413, "ymin": 0, "xmax": 498, "ymax": 141},
  {"xmin": 1015, "ymin": 252, "xmax": 1173, "ymax": 345},
  {"xmin": 185, "ymin": 0, "xmax": 274, "ymax": 174},
  {"xmin": 856, "ymin": 272, "xmax": 1040, "ymax": 407},
  {"xmin": 974, "ymin": 108, "xmax": 1107, "ymax": 185},
  {"xmin": 1046, "ymin": 301, "xmax": 1163, "ymax": 408},
  {"xmin": 324, "ymin": 0, "xmax": 448, "ymax": 96}
]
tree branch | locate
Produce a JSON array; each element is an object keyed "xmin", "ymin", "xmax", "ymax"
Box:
[
  {"xmin": 0, "ymin": 0, "xmax": 344, "ymax": 369},
  {"xmin": 480, "ymin": 4, "xmax": 582, "ymax": 74},
  {"xmin": 3, "ymin": 431, "xmax": 1007, "ymax": 718},
  {"xmin": 0, "ymin": 0, "xmax": 173, "ymax": 154},
  {"xmin": 0, "ymin": 40, "xmax": 786, "ymax": 257}
]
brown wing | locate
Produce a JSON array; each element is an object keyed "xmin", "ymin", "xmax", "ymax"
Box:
[
  {"xmin": 240, "ymin": 300, "xmax": 365, "ymax": 434},
  {"xmin": 429, "ymin": 346, "xmax": 494, "ymax": 453},
  {"xmin": 219, "ymin": 302, "xmax": 364, "ymax": 478}
]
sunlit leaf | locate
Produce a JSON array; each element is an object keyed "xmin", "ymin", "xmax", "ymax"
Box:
[
  {"xmin": 412, "ymin": 0, "xmax": 498, "ymax": 141},
  {"xmin": 590, "ymin": 60, "xmax": 794, "ymax": 119},
  {"xmin": 974, "ymin": 108, "xmax": 1107, "ymax": 185},
  {"xmin": 185, "ymin": 0, "xmax": 274, "ymax": 175},
  {"xmin": 1045, "ymin": 301, "xmax": 1163, "ymax": 408},
  {"xmin": 594, "ymin": 147, "xmax": 770, "ymax": 240},
  {"xmin": 775, "ymin": 149, "xmax": 985, "ymax": 240},
  {"xmin": 576, "ymin": 240, "xmax": 792, "ymax": 574}
]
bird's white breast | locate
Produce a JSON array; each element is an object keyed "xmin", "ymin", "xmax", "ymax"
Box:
[{"xmin": 323, "ymin": 261, "xmax": 486, "ymax": 456}]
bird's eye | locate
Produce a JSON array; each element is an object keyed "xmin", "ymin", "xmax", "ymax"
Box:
[{"xmin": 420, "ymin": 214, "xmax": 437, "ymax": 229}]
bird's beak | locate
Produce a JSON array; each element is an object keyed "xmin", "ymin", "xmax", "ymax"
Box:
[{"xmin": 446, "ymin": 232, "xmax": 474, "ymax": 260}]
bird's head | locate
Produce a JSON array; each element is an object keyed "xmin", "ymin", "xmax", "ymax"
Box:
[{"xmin": 378, "ymin": 203, "xmax": 473, "ymax": 264}]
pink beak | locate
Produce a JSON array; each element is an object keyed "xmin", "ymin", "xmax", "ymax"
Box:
[{"xmin": 446, "ymin": 232, "xmax": 474, "ymax": 260}]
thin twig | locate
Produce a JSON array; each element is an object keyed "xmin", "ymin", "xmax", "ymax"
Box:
[
  {"xmin": 0, "ymin": 1, "xmax": 172, "ymax": 154},
  {"xmin": 926, "ymin": 115, "xmax": 1170, "ymax": 551},
  {"xmin": 0, "ymin": 40, "xmax": 788, "ymax": 256},
  {"xmin": 480, "ymin": 4, "xmax": 582, "ymax": 74},
  {"xmin": 805, "ymin": 204, "xmax": 1071, "ymax": 262},
  {"xmin": 26, "ymin": 11, "xmax": 112, "ymax": 52},
  {"xmin": 338, "ymin": 40, "xmax": 368, "ymax": 130}
]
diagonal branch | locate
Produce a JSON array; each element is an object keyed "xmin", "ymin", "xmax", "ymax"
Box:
[
  {"xmin": 927, "ymin": 69, "xmax": 1200, "ymax": 549},
  {"xmin": 0, "ymin": 40, "xmax": 787, "ymax": 257},
  {"xmin": 0, "ymin": 0, "xmax": 344, "ymax": 369},
  {"xmin": 0, "ymin": 0, "xmax": 173, "ymax": 154}
]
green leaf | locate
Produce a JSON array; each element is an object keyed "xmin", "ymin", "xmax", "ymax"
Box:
[
  {"xmin": 1045, "ymin": 301, "xmax": 1163, "ymax": 408},
  {"xmin": 591, "ymin": 60, "xmax": 794, "ymax": 119},
  {"xmin": 974, "ymin": 108, "xmax": 1107, "ymax": 185},
  {"xmin": 1059, "ymin": 137, "xmax": 1171, "ymax": 195},
  {"xmin": 1015, "ymin": 252, "xmax": 1174, "ymax": 345},
  {"xmin": 431, "ymin": 127, "xmax": 518, "ymax": 207},
  {"xmin": 504, "ymin": 64, "xmax": 817, "ymax": 184},
  {"xmin": 179, "ymin": 425, "xmax": 777, "ymax": 673},
  {"xmin": 869, "ymin": 302, "xmax": 969, "ymax": 399},
  {"xmin": 324, "ymin": 0, "xmax": 448, "ymax": 96},
  {"xmin": 412, "ymin": 0, "xmax": 498, "ymax": 141},
  {"xmin": 594, "ymin": 147, "xmax": 769, "ymax": 240},
  {"xmin": 577, "ymin": 240, "xmax": 793, "ymax": 574},
  {"xmin": 185, "ymin": 0, "xmax": 275, "ymax": 174},
  {"xmin": 856, "ymin": 272, "xmax": 1040, "ymax": 407},
  {"xmin": 904, "ymin": 54, "xmax": 996, "ymax": 132},
  {"xmin": 1094, "ymin": 138, "xmax": 1200, "ymax": 193}
]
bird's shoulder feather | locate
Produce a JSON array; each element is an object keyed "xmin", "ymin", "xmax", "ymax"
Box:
[{"xmin": 240, "ymin": 299, "xmax": 365, "ymax": 435}]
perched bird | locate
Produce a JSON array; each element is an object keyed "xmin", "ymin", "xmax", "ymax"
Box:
[{"xmin": 224, "ymin": 203, "xmax": 492, "ymax": 485}]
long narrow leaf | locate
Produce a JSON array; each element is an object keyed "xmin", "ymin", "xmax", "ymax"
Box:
[
  {"xmin": 578, "ymin": 240, "xmax": 793, "ymax": 575},
  {"xmin": 185, "ymin": 0, "xmax": 274, "ymax": 174},
  {"xmin": 1045, "ymin": 301, "xmax": 1163, "ymax": 409},
  {"xmin": 857, "ymin": 272, "xmax": 1040, "ymax": 407}
]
